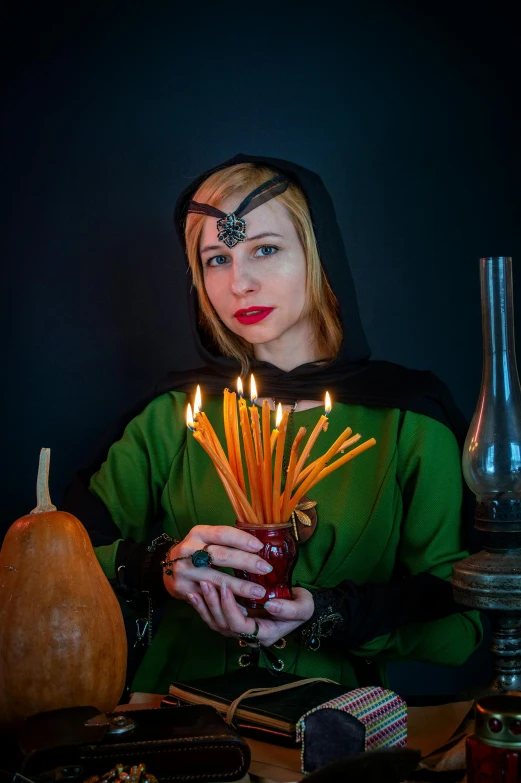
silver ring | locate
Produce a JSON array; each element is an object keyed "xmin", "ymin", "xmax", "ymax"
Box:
[{"xmin": 237, "ymin": 620, "xmax": 260, "ymax": 646}]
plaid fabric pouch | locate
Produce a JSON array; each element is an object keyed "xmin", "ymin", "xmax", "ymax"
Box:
[{"xmin": 295, "ymin": 686, "xmax": 407, "ymax": 773}]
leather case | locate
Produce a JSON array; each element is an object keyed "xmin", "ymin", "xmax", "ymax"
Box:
[{"xmin": 16, "ymin": 704, "xmax": 250, "ymax": 782}]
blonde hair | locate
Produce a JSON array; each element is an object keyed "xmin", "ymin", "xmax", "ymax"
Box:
[{"xmin": 184, "ymin": 163, "xmax": 342, "ymax": 374}]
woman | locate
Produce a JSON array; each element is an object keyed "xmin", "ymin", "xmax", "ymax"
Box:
[{"xmin": 63, "ymin": 153, "xmax": 482, "ymax": 695}]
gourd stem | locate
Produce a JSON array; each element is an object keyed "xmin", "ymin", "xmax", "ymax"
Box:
[{"xmin": 31, "ymin": 448, "xmax": 57, "ymax": 514}]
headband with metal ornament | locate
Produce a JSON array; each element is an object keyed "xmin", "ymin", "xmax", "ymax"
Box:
[{"xmin": 187, "ymin": 174, "xmax": 290, "ymax": 248}]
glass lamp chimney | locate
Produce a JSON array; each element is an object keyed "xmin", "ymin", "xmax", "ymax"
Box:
[{"xmin": 462, "ymin": 257, "xmax": 521, "ymax": 526}]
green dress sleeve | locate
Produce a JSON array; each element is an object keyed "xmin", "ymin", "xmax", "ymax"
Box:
[
  {"xmin": 88, "ymin": 392, "xmax": 187, "ymax": 579},
  {"xmin": 350, "ymin": 410, "xmax": 483, "ymax": 666}
]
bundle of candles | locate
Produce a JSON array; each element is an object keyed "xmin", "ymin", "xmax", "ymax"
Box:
[{"xmin": 186, "ymin": 375, "xmax": 376, "ymax": 526}]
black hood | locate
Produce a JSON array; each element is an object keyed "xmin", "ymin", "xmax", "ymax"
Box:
[{"xmin": 172, "ymin": 152, "xmax": 371, "ymax": 394}]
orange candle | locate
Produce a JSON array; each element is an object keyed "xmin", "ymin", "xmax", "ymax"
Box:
[
  {"xmin": 194, "ymin": 385, "xmax": 202, "ymax": 418},
  {"xmin": 286, "ymin": 424, "xmax": 353, "ymax": 516},
  {"xmin": 294, "ymin": 392, "xmax": 331, "ymax": 479},
  {"xmin": 192, "ymin": 431, "xmax": 258, "ymax": 524},
  {"xmin": 198, "ymin": 411, "xmax": 228, "ymax": 463},
  {"xmin": 261, "ymin": 400, "xmax": 273, "ymax": 523},
  {"xmin": 223, "ymin": 390, "xmax": 235, "ymax": 473},
  {"xmin": 240, "ymin": 405, "xmax": 263, "ymax": 522},
  {"xmin": 308, "ymin": 438, "xmax": 377, "ymax": 490},
  {"xmin": 272, "ymin": 409, "xmax": 289, "ymax": 523},
  {"xmin": 295, "ymin": 433, "xmax": 362, "ymax": 485},
  {"xmin": 230, "ymin": 391, "xmax": 246, "ymax": 493},
  {"xmin": 186, "ymin": 403, "xmax": 195, "ymax": 431},
  {"xmin": 281, "ymin": 426, "xmax": 307, "ymax": 522},
  {"xmin": 270, "ymin": 402, "xmax": 282, "ymax": 454},
  {"xmin": 249, "ymin": 404, "xmax": 265, "ymax": 522},
  {"xmin": 250, "ymin": 374, "xmax": 258, "ymax": 405}
]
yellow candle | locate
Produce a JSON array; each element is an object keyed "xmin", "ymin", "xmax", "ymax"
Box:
[{"xmin": 272, "ymin": 409, "xmax": 289, "ymax": 523}]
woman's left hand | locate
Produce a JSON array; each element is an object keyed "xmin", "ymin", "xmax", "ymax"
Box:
[{"xmin": 187, "ymin": 583, "xmax": 314, "ymax": 647}]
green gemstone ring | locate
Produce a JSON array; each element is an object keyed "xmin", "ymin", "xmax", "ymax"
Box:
[{"xmin": 191, "ymin": 545, "xmax": 213, "ymax": 568}]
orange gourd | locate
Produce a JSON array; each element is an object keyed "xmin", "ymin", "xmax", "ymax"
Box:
[{"xmin": 0, "ymin": 448, "xmax": 127, "ymax": 728}]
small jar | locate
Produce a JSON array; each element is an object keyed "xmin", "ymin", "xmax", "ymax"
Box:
[
  {"xmin": 233, "ymin": 521, "xmax": 298, "ymax": 617},
  {"xmin": 466, "ymin": 694, "xmax": 521, "ymax": 782}
]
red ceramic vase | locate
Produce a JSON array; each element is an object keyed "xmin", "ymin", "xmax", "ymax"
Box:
[{"xmin": 233, "ymin": 521, "xmax": 298, "ymax": 617}]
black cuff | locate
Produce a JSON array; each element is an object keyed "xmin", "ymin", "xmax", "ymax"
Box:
[
  {"xmin": 114, "ymin": 537, "xmax": 174, "ymax": 605},
  {"xmin": 303, "ymin": 573, "xmax": 463, "ymax": 651}
]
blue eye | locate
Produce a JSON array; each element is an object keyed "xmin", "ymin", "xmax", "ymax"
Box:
[
  {"xmin": 256, "ymin": 246, "xmax": 278, "ymax": 257},
  {"xmin": 206, "ymin": 255, "xmax": 229, "ymax": 267}
]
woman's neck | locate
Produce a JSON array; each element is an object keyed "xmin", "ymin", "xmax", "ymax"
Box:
[
  {"xmin": 252, "ymin": 317, "xmax": 322, "ymax": 372},
  {"xmin": 254, "ymin": 397, "xmax": 324, "ymax": 412}
]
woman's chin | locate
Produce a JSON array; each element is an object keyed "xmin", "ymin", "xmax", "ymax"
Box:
[{"xmin": 230, "ymin": 324, "xmax": 280, "ymax": 346}]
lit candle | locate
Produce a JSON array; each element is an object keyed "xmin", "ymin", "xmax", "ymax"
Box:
[
  {"xmin": 307, "ymin": 438, "xmax": 377, "ymax": 490},
  {"xmin": 261, "ymin": 399, "xmax": 272, "ymax": 523},
  {"xmin": 237, "ymin": 377, "xmax": 244, "ymax": 399},
  {"xmin": 249, "ymin": 402, "xmax": 265, "ymax": 521},
  {"xmin": 270, "ymin": 403, "xmax": 282, "ymax": 454},
  {"xmin": 192, "ymin": 430, "xmax": 258, "ymax": 524},
  {"xmin": 250, "ymin": 374, "xmax": 258, "ymax": 405},
  {"xmin": 272, "ymin": 409, "xmax": 290, "ymax": 523},
  {"xmin": 281, "ymin": 425, "xmax": 307, "ymax": 523},
  {"xmin": 223, "ymin": 390, "xmax": 237, "ymax": 478},
  {"xmin": 287, "ymin": 424, "xmax": 354, "ymax": 516},
  {"xmin": 230, "ymin": 390, "xmax": 246, "ymax": 494},
  {"xmin": 194, "ymin": 385, "xmax": 202, "ymax": 417},
  {"xmin": 296, "ymin": 433, "xmax": 362, "ymax": 485},
  {"xmin": 239, "ymin": 404, "xmax": 263, "ymax": 522},
  {"xmin": 293, "ymin": 392, "xmax": 331, "ymax": 483},
  {"xmin": 186, "ymin": 402, "xmax": 195, "ymax": 431}
]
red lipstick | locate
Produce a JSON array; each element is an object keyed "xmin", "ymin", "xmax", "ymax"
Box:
[{"xmin": 234, "ymin": 307, "xmax": 274, "ymax": 325}]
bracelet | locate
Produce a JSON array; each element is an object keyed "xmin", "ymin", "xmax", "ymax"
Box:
[
  {"xmin": 140, "ymin": 533, "xmax": 179, "ymax": 646},
  {"xmin": 301, "ymin": 587, "xmax": 344, "ymax": 652},
  {"xmin": 161, "ymin": 543, "xmax": 213, "ymax": 575}
]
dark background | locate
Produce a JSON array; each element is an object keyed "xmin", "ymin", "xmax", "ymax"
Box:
[{"xmin": 2, "ymin": 0, "xmax": 519, "ymax": 693}]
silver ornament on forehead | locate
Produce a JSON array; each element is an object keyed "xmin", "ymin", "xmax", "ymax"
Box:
[
  {"xmin": 187, "ymin": 173, "xmax": 290, "ymax": 248},
  {"xmin": 217, "ymin": 213, "xmax": 247, "ymax": 248}
]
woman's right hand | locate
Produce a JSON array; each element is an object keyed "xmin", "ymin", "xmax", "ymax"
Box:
[{"xmin": 162, "ymin": 524, "xmax": 271, "ymax": 604}]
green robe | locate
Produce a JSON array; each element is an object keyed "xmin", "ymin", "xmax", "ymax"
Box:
[{"xmin": 90, "ymin": 392, "xmax": 482, "ymax": 693}]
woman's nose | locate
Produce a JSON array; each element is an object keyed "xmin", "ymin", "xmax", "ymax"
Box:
[{"xmin": 229, "ymin": 262, "xmax": 259, "ymax": 297}]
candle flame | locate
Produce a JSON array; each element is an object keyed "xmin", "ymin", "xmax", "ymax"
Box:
[
  {"xmin": 237, "ymin": 377, "xmax": 244, "ymax": 397},
  {"xmin": 325, "ymin": 391, "xmax": 332, "ymax": 415},
  {"xmin": 194, "ymin": 385, "xmax": 202, "ymax": 416},
  {"xmin": 186, "ymin": 402, "xmax": 194, "ymax": 429},
  {"xmin": 275, "ymin": 402, "xmax": 283, "ymax": 428},
  {"xmin": 250, "ymin": 374, "xmax": 258, "ymax": 402}
]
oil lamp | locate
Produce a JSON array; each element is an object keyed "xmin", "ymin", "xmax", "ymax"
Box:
[{"xmin": 452, "ymin": 257, "xmax": 521, "ymax": 691}]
